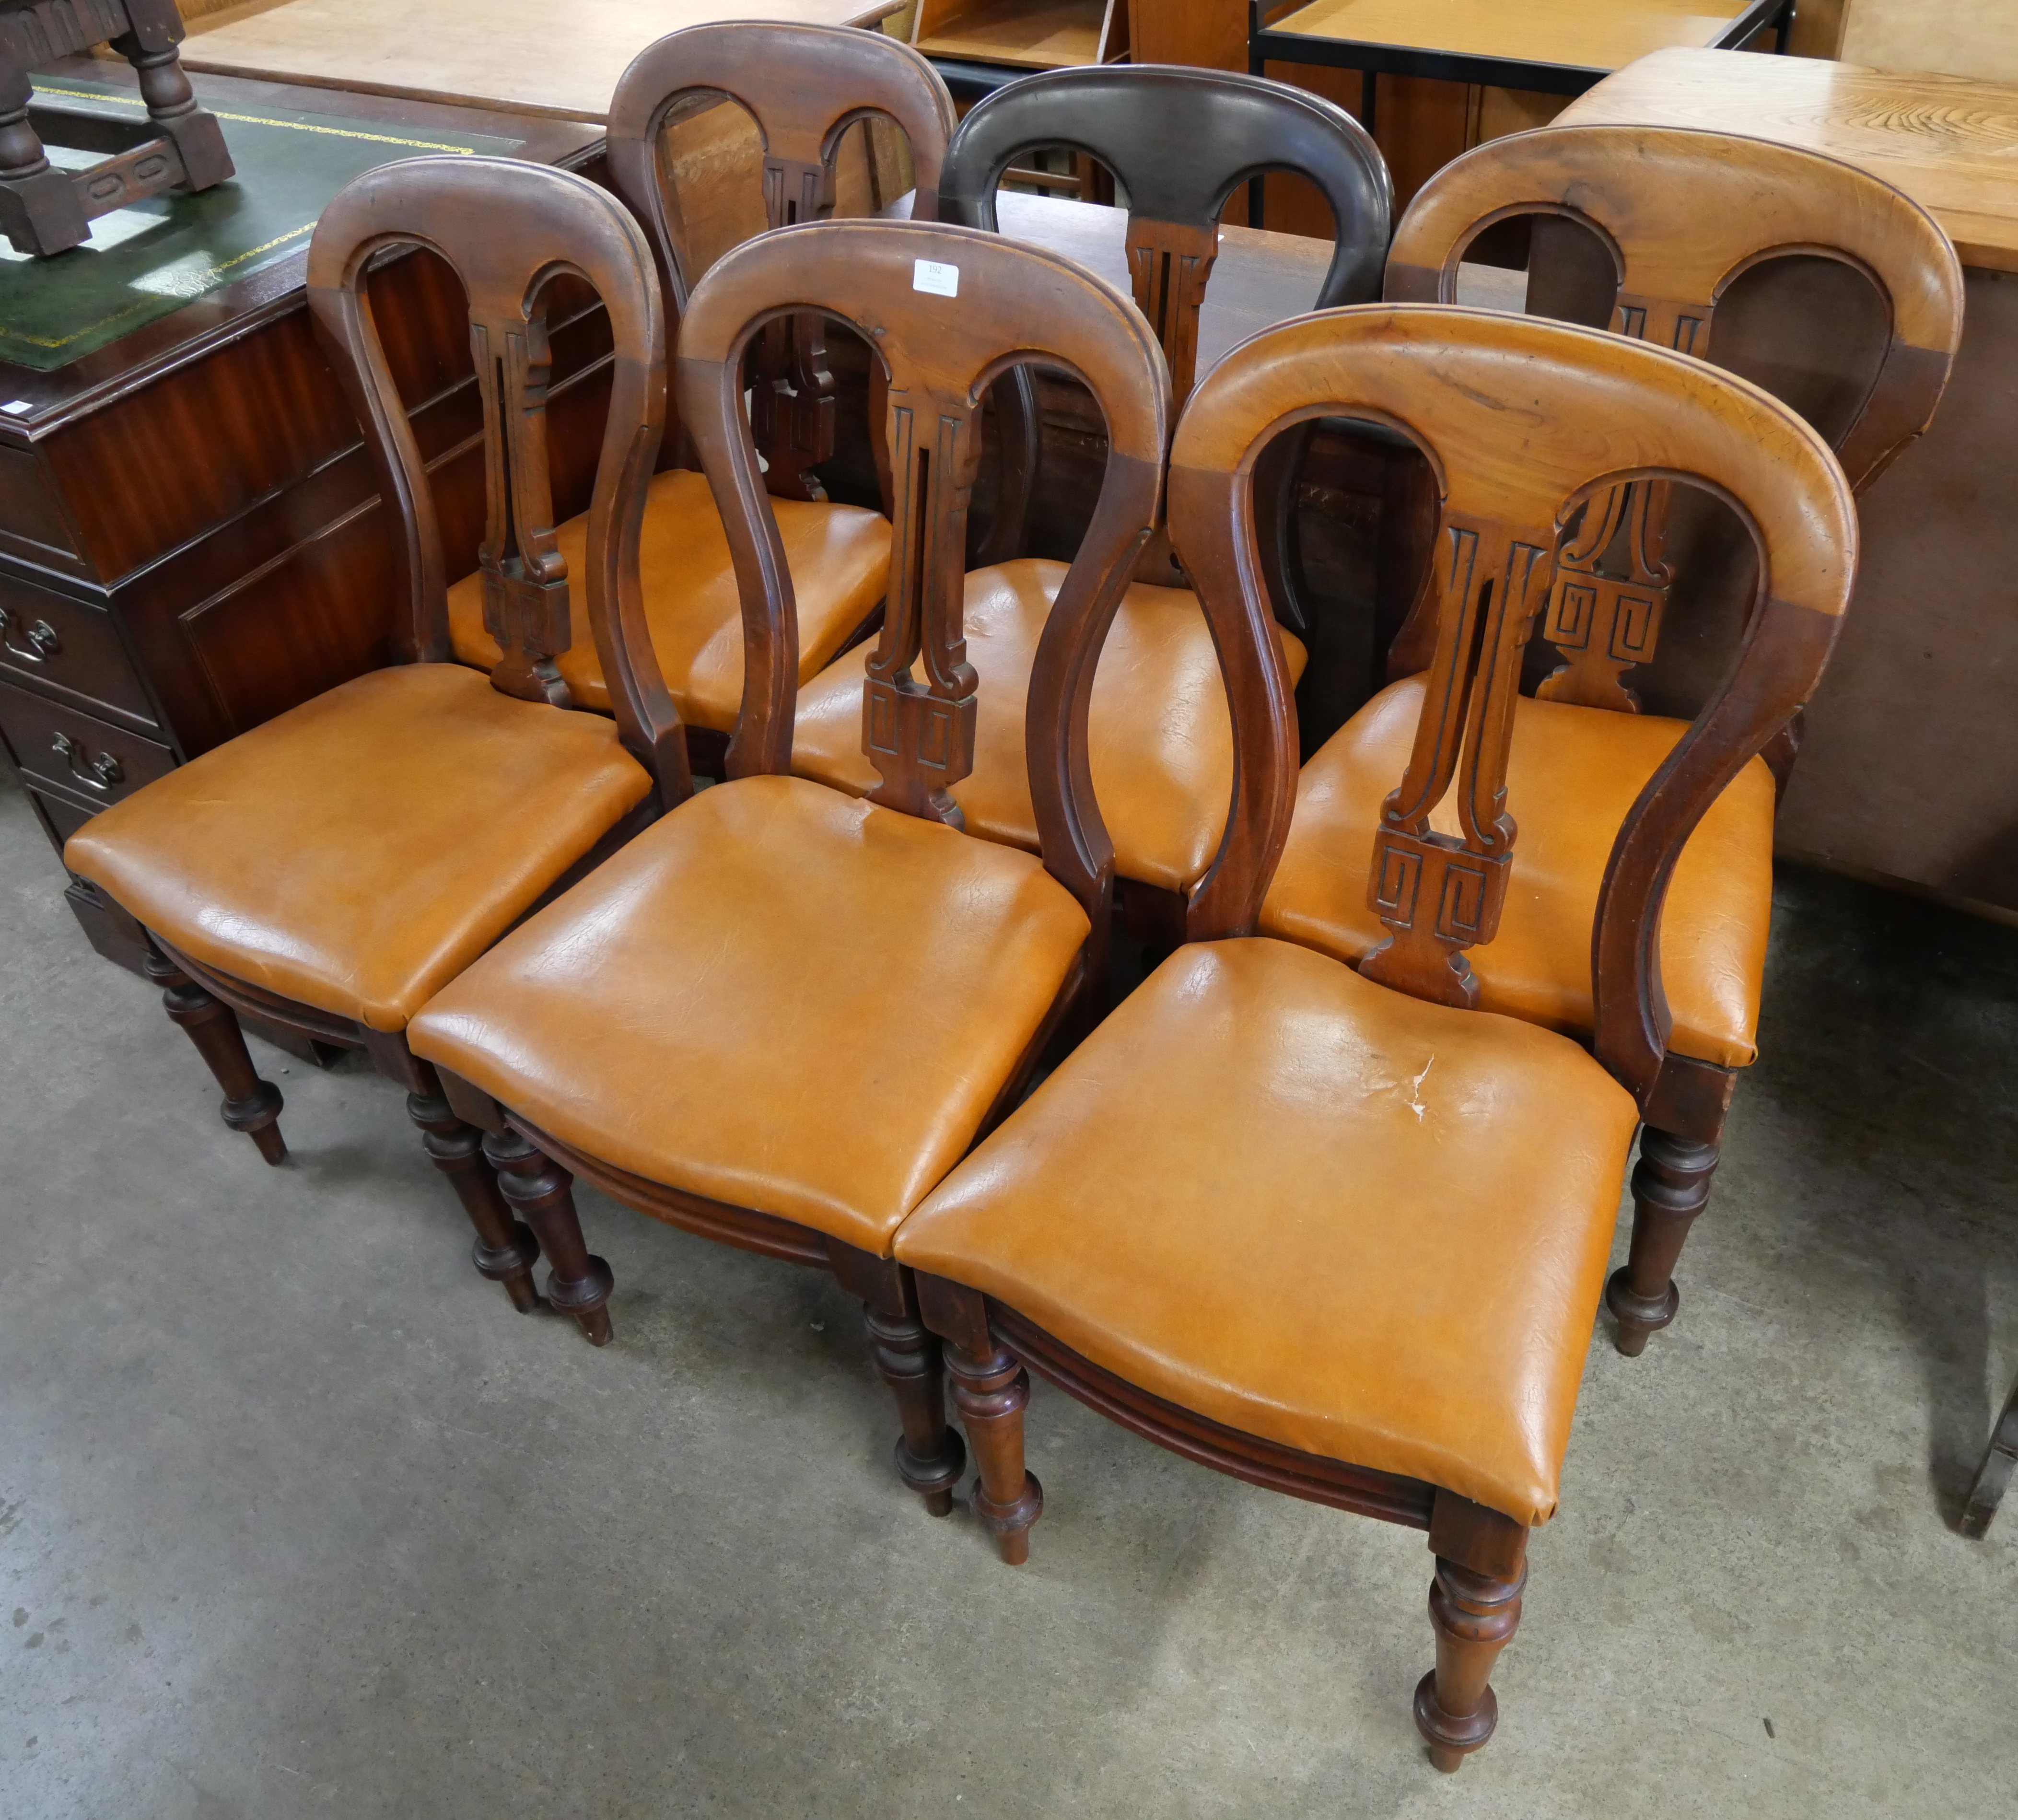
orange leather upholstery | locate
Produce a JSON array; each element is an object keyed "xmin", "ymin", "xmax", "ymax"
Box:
[
  {"xmin": 1260, "ymin": 676, "xmax": 1775, "ymax": 1068},
  {"xmin": 894, "ymin": 937, "xmax": 1639, "ymax": 1526},
  {"xmin": 446, "ymin": 469, "xmax": 889, "ymax": 732},
  {"xmin": 408, "ymin": 774, "xmax": 1091, "ymax": 1255},
  {"xmin": 791, "ymin": 558, "xmax": 1308, "ymax": 891},
  {"xmin": 63, "ymin": 665, "xmax": 653, "ymax": 1032}
]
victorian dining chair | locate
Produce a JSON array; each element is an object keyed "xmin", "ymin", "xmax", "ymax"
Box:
[
  {"xmin": 895, "ymin": 303, "xmax": 1859, "ymax": 1769},
  {"xmin": 62, "ymin": 156, "xmax": 687, "ymax": 1323},
  {"xmin": 443, "ymin": 21, "xmax": 959, "ymax": 771},
  {"xmin": 405, "ymin": 219, "xmax": 1166, "ymax": 1489},
  {"xmin": 1262, "ymin": 125, "xmax": 1962, "ymax": 1356},
  {"xmin": 790, "ymin": 66, "xmax": 1391, "ymax": 938}
]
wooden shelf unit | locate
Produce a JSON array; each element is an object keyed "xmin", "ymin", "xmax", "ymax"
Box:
[{"xmin": 911, "ymin": 0, "xmax": 1127, "ymax": 73}]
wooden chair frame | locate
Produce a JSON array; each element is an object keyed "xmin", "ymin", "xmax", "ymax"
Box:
[
  {"xmin": 431, "ymin": 217, "xmax": 1168, "ymax": 1493},
  {"xmin": 939, "ymin": 62, "xmax": 1390, "ymax": 609},
  {"xmin": 91, "ymin": 155, "xmax": 683, "ymax": 1330},
  {"xmin": 1379, "ymin": 123, "xmax": 1962, "ymax": 1354},
  {"xmin": 605, "ymin": 20, "xmax": 957, "ymax": 506},
  {"xmin": 910, "ymin": 303, "xmax": 1857, "ymax": 1767}
]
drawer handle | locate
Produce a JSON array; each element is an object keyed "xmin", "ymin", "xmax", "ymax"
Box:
[
  {"xmin": 50, "ymin": 730, "xmax": 124, "ymax": 792},
  {"xmin": 0, "ymin": 606, "xmax": 60, "ymax": 664}
]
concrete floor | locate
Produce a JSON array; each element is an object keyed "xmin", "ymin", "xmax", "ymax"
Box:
[{"xmin": 2, "ymin": 761, "xmax": 2015, "ymax": 1820}]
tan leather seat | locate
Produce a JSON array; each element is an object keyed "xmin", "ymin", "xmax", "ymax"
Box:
[
  {"xmin": 63, "ymin": 665, "xmax": 653, "ymax": 1032},
  {"xmin": 894, "ymin": 937, "xmax": 1638, "ymax": 1525},
  {"xmin": 791, "ymin": 558, "xmax": 1308, "ymax": 892},
  {"xmin": 408, "ymin": 774, "xmax": 1092, "ymax": 1255},
  {"xmin": 447, "ymin": 469, "xmax": 890, "ymax": 732},
  {"xmin": 1260, "ymin": 676, "xmax": 1775, "ymax": 1068}
]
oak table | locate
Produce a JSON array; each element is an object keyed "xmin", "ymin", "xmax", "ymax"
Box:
[
  {"xmin": 180, "ymin": 0, "xmax": 907, "ymax": 122},
  {"xmin": 1561, "ymin": 47, "xmax": 2018, "ymax": 915},
  {"xmin": 1249, "ymin": 0, "xmax": 1792, "ymax": 134}
]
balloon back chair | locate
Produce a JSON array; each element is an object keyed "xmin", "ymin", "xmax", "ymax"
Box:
[
  {"xmin": 1265, "ymin": 125, "xmax": 1961, "ymax": 1354},
  {"xmin": 894, "ymin": 303, "xmax": 1858, "ymax": 1768},
  {"xmin": 443, "ymin": 22, "xmax": 959, "ymax": 770},
  {"xmin": 63, "ymin": 155, "xmax": 685, "ymax": 1322},
  {"xmin": 405, "ymin": 220, "xmax": 1167, "ymax": 1493}
]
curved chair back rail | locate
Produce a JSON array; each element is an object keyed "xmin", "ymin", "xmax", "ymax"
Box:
[
  {"xmin": 304, "ymin": 154, "xmax": 686, "ymax": 805},
  {"xmin": 942, "ymin": 64, "xmax": 1390, "ymax": 403},
  {"xmin": 1385, "ymin": 124, "xmax": 1963, "ymax": 493},
  {"xmin": 606, "ymin": 20, "xmax": 958, "ymax": 502},
  {"xmin": 606, "ymin": 20, "xmax": 959, "ymax": 304},
  {"xmin": 1167, "ymin": 304, "xmax": 1858, "ymax": 1097},
  {"xmin": 675, "ymin": 217, "xmax": 1169, "ymax": 926}
]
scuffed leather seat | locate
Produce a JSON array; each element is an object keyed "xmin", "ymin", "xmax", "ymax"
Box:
[
  {"xmin": 894, "ymin": 936, "xmax": 1638, "ymax": 1526},
  {"xmin": 408, "ymin": 774, "xmax": 1092, "ymax": 1253},
  {"xmin": 1260, "ymin": 675, "xmax": 1775, "ymax": 1068},
  {"xmin": 447, "ymin": 469, "xmax": 890, "ymax": 732},
  {"xmin": 792, "ymin": 558, "xmax": 1308, "ymax": 892},
  {"xmin": 64, "ymin": 665, "xmax": 654, "ymax": 1031}
]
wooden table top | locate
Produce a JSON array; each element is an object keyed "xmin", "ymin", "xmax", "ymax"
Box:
[
  {"xmin": 1266, "ymin": 0, "xmax": 1751, "ymax": 71},
  {"xmin": 182, "ymin": 0, "xmax": 904, "ymax": 123},
  {"xmin": 1561, "ymin": 47, "xmax": 2018, "ymax": 272}
]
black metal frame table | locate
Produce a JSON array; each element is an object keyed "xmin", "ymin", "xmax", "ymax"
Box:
[{"xmin": 1249, "ymin": 0, "xmax": 1794, "ymax": 136}]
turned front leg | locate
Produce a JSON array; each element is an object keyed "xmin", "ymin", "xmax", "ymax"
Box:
[
  {"xmin": 865, "ymin": 1307, "xmax": 966, "ymax": 1516},
  {"xmin": 1413, "ymin": 1558, "xmax": 1525, "ymax": 1772},
  {"xmin": 1606, "ymin": 1128, "xmax": 1721, "ymax": 1356},
  {"xmin": 946, "ymin": 1341, "xmax": 1043, "ymax": 1564},
  {"xmin": 484, "ymin": 1128, "xmax": 613, "ymax": 1345},
  {"xmin": 144, "ymin": 947, "xmax": 286, "ymax": 1164},
  {"xmin": 405, "ymin": 1078, "xmax": 540, "ymax": 1313}
]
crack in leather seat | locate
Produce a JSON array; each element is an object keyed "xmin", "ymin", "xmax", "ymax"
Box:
[
  {"xmin": 63, "ymin": 664, "xmax": 653, "ymax": 1032},
  {"xmin": 1259, "ymin": 675, "xmax": 1775, "ymax": 1068},
  {"xmin": 894, "ymin": 936, "xmax": 1639, "ymax": 1525},
  {"xmin": 447, "ymin": 469, "xmax": 890, "ymax": 732},
  {"xmin": 791, "ymin": 558, "xmax": 1308, "ymax": 892},
  {"xmin": 408, "ymin": 773, "xmax": 1092, "ymax": 1255}
]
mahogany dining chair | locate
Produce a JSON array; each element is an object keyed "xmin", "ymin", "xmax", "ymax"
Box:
[
  {"xmin": 404, "ymin": 220, "xmax": 1167, "ymax": 1483},
  {"xmin": 62, "ymin": 156, "xmax": 686, "ymax": 1325},
  {"xmin": 1263, "ymin": 124, "xmax": 1963, "ymax": 1355},
  {"xmin": 443, "ymin": 22, "xmax": 959, "ymax": 775},
  {"xmin": 791, "ymin": 65, "xmax": 1391, "ymax": 942},
  {"xmin": 894, "ymin": 303, "xmax": 1859, "ymax": 1768}
]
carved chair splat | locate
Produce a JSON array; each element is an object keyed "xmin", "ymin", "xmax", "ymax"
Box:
[
  {"xmin": 62, "ymin": 155, "xmax": 681, "ymax": 1334},
  {"xmin": 894, "ymin": 302, "xmax": 1858, "ymax": 1771},
  {"xmin": 406, "ymin": 218, "xmax": 1167, "ymax": 1502},
  {"xmin": 1260, "ymin": 125, "xmax": 1966, "ymax": 1355}
]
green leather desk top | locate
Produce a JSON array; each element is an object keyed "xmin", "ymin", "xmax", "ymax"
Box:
[{"xmin": 0, "ymin": 76, "xmax": 521, "ymax": 372}]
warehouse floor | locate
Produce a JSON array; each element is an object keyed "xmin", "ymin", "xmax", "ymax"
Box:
[{"xmin": 3, "ymin": 762, "xmax": 2014, "ymax": 1819}]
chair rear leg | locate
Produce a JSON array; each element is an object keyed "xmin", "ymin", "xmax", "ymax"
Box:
[
  {"xmin": 485, "ymin": 1129, "xmax": 613, "ymax": 1345},
  {"xmin": 865, "ymin": 1305, "xmax": 966, "ymax": 1516},
  {"xmin": 405, "ymin": 1076, "xmax": 541, "ymax": 1313},
  {"xmin": 1961, "ymin": 1373, "xmax": 2018, "ymax": 1539},
  {"xmin": 1413, "ymin": 1558, "xmax": 1525, "ymax": 1772},
  {"xmin": 1606, "ymin": 1127, "xmax": 1722, "ymax": 1356},
  {"xmin": 144, "ymin": 947, "xmax": 286, "ymax": 1164},
  {"xmin": 946, "ymin": 1340, "xmax": 1043, "ymax": 1564}
]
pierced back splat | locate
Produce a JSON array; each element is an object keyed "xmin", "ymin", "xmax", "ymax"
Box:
[
  {"xmin": 1166, "ymin": 305, "xmax": 1858, "ymax": 1097},
  {"xmin": 304, "ymin": 155, "xmax": 688, "ymax": 806},
  {"xmin": 1385, "ymin": 124, "xmax": 1961, "ymax": 706},
  {"xmin": 606, "ymin": 22, "xmax": 957, "ymax": 503},
  {"xmin": 671, "ymin": 218, "xmax": 1167, "ymax": 928}
]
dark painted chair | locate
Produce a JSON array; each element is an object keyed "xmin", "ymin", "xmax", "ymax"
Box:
[{"xmin": 791, "ymin": 65, "xmax": 1391, "ymax": 940}]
